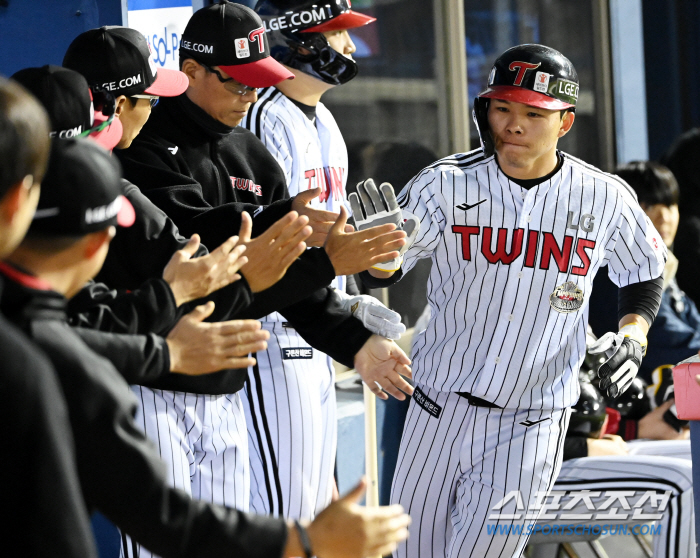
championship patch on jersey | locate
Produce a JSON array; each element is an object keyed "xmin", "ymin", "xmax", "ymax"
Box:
[
  {"xmin": 549, "ymin": 281, "xmax": 584, "ymax": 313},
  {"xmin": 413, "ymin": 387, "xmax": 442, "ymax": 418},
  {"xmin": 282, "ymin": 348, "xmax": 313, "ymax": 360}
]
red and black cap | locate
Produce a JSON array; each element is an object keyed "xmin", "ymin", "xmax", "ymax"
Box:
[
  {"xmin": 11, "ymin": 65, "xmax": 123, "ymax": 151},
  {"xmin": 31, "ymin": 138, "xmax": 134, "ymax": 237},
  {"xmin": 303, "ymin": 0, "xmax": 376, "ymax": 33},
  {"xmin": 478, "ymin": 43, "xmax": 579, "ymax": 110},
  {"xmin": 256, "ymin": 0, "xmax": 375, "ymax": 33},
  {"xmin": 63, "ymin": 26, "xmax": 188, "ymax": 97},
  {"xmin": 180, "ymin": 1, "xmax": 294, "ymax": 88}
]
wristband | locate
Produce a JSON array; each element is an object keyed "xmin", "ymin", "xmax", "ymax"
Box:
[
  {"xmin": 294, "ymin": 519, "xmax": 313, "ymax": 558},
  {"xmin": 619, "ymin": 323, "xmax": 648, "ymax": 356}
]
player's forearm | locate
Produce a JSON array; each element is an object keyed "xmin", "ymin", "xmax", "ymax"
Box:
[
  {"xmin": 368, "ymin": 268, "xmax": 395, "ymax": 279},
  {"xmin": 617, "ymin": 276, "xmax": 663, "ymax": 332},
  {"xmin": 618, "ymin": 313, "xmax": 650, "ymax": 335}
]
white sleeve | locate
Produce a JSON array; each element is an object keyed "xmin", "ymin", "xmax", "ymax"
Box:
[
  {"xmin": 606, "ymin": 189, "xmax": 666, "ymax": 287},
  {"xmin": 257, "ymin": 114, "xmax": 294, "ymax": 190},
  {"xmin": 396, "ymin": 167, "xmax": 447, "ymax": 275}
]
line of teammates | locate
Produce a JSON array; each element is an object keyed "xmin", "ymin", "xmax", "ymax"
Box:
[
  {"xmin": 2, "ymin": 1, "xmax": 677, "ymax": 558},
  {"xmin": 4, "ymin": 1, "xmax": 415, "ymax": 557}
]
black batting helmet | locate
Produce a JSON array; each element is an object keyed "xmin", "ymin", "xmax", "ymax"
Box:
[
  {"xmin": 568, "ymin": 381, "xmax": 607, "ymax": 436},
  {"xmin": 606, "ymin": 377, "xmax": 651, "ymax": 420},
  {"xmin": 254, "ymin": 0, "xmax": 375, "ymax": 86},
  {"xmin": 473, "ymin": 44, "xmax": 579, "ymax": 156}
]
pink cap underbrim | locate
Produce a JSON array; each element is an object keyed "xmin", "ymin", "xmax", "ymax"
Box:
[
  {"xmin": 219, "ymin": 56, "xmax": 295, "ymax": 88},
  {"xmin": 90, "ymin": 114, "xmax": 123, "ymax": 151},
  {"xmin": 144, "ymin": 67, "xmax": 189, "ymax": 97},
  {"xmin": 303, "ymin": 10, "xmax": 376, "ymax": 33},
  {"xmin": 116, "ymin": 195, "xmax": 135, "ymax": 227},
  {"xmin": 480, "ymin": 85, "xmax": 574, "ymax": 111}
]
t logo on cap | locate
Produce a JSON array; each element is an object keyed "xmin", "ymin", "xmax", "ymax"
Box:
[{"xmin": 249, "ymin": 27, "xmax": 265, "ymax": 54}]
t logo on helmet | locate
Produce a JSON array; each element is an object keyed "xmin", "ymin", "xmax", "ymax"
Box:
[{"xmin": 508, "ymin": 61, "xmax": 541, "ymax": 86}]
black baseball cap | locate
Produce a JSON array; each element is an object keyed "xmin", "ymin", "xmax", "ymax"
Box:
[
  {"xmin": 181, "ymin": 1, "xmax": 294, "ymax": 88},
  {"xmin": 63, "ymin": 26, "xmax": 188, "ymax": 97},
  {"xmin": 11, "ymin": 65, "xmax": 123, "ymax": 151},
  {"xmin": 31, "ymin": 139, "xmax": 135, "ymax": 236}
]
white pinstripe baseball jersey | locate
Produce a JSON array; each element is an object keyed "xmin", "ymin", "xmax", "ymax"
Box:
[
  {"xmin": 241, "ymin": 88, "xmax": 349, "ymax": 519},
  {"xmin": 397, "ymin": 149, "xmax": 666, "ymax": 410},
  {"xmin": 244, "ymin": 87, "xmax": 347, "ymax": 298}
]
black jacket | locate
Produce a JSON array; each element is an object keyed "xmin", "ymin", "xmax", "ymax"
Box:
[
  {"xmin": 116, "ymin": 93, "xmax": 372, "ymax": 393},
  {"xmin": 0, "ymin": 268, "xmax": 288, "ymax": 558},
  {"xmin": 116, "ymin": 93, "xmax": 342, "ymax": 316},
  {"xmin": 0, "ymin": 279, "xmax": 96, "ymax": 558}
]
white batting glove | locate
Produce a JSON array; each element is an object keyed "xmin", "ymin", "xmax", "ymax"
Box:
[
  {"xmin": 337, "ymin": 290, "xmax": 406, "ymax": 340},
  {"xmin": 588, "ymin": 323, "xmax": 647, "ymax": 398},
  {"xmin": 348, "ymin": 179, "xmax": 419, "ymax": 272}
]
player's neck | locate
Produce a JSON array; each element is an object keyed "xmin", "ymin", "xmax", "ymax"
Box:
[
  {"xmin": 7, "ymin": 245, "xmax": 91, "ymax": 299},
  {"xmin": 495, "ymin": 148, "xmax": 560, "ymax": 181},
  {"xmin": 276, "ymin": 66, "xmax": 334, "ymax": 106}
]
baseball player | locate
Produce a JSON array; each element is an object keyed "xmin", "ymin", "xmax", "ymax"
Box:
[
  {"xmin": 356, "ymin": 44, "xmax": 667, "ymax": 558},
  {"xmin": 241, "ymin": 0, "xmax": 396, "ymax": 520}
]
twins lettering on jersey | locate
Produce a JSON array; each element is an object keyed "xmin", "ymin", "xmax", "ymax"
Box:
[
  {"xmin": 451, "ymin": 223, "xmax": 596, "ymax": 276},
  {"xmin": 231, "ymin": 176, "xmax": 262, "ymax": 196},
  {"xmin": 304, "ymin": 166, "xmax": 344, "ymax": 203}
]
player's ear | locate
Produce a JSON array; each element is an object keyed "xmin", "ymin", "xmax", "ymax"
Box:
[
  {"xmin": 114, "ymin": 95, "xmax": 129, "ymax": 118},
  {"xmin": 83, "ymin": 227, "xmax": 116, "ymax": 259},
  {"xmin": 181, "ymin": 59, "xmax": 203, "ymax": 86},
  {"xmin": 558, "ymin": 110, "xmax": 575, "ymax": 138}
]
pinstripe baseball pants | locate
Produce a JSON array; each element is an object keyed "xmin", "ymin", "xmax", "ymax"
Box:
[
  {"xmin": 242, "ymin": 322, "xmax": 337, "ymax": 521},
  {"xmin": 120, "ymin": 387, "xmax": 249, "ymax": 558},
  {"xmin": 391, "ymin": 384, "xmax": 570, "ymax": 558}
]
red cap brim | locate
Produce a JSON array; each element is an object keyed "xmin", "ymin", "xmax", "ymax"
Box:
[
  {"xmin": 303, "ymin": 10, "xmax": 376, "ymax": 33},
  {"xmin": 480, "ymin": 85, "xmax": 574, "ymax": 111},
  {"xmin": 144, "ymin": 67, "xmax": 189, "ymax": 97},
  {"xmin": 116, "ymin": 195, "xmax": 135, "ymax": 227},
  {"xmin": 90, "ymin": 116, "xmax": 123, "ymax": 151},
  {"xmin": 219, "ymin": 57, "xmax": 295, "ymax": 88}
]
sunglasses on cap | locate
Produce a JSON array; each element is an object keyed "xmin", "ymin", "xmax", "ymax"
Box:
[{"xmin": 199, "ymin": 62, "xmax": 258, "ymax": 96}]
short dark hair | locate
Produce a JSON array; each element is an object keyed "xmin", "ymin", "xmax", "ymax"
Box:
[
  {"xmin": 614, "ymin": 161, "xmax": 679, "ymax": 207},
  {"xmin": 20, "ymin": 230, "xmax": 83, "ymax": 253},
  {"xmin": 0, "ymin": 77, "xmax": 51, "ymax": 199}
]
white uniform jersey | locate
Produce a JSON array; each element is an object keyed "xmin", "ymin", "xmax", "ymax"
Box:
[
  {"xmin": 241, "ymin": 88, "xmax": 349, "ymax": 520},
  {"xmin": 398, "ymin": 149, "xmax": 666, "ymax": 410},
  {"xmin": 245, "ymin": 86, "xmax": 347, "ymax": 290}
]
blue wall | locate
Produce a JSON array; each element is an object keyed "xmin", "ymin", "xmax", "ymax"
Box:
[{"xmin": 0, "ymin": 0, "xmax": 124, "ymax": 77}]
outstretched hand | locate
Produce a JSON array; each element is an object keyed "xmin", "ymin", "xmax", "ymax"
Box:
[
  {"xmin": 354, "ymin": 334, "xmax": 413, "ymax": 400},
  {"xmin": 166, "ymin": 301, "xmax": 269, "ymax": 374},
  {"xmin": 239, "ymin": 211, "xmax": 312, "ymax": 293},
  {"xmin": 162, "ymin": 233, "xmax": 247, "ymax": 307},
  {"xmin": 291, "ymin": 187, "xmax": 354, "ymax": 247},
  {"xmin": 289, "ymin": 477, "xmax": 410, "ymax": 558},
  {"xmin": 324, "ymin": 206, "xmax": 407, "ymax": 276}
]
